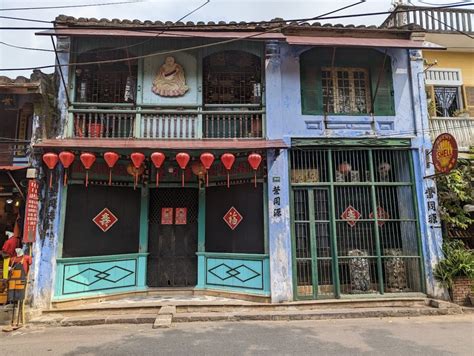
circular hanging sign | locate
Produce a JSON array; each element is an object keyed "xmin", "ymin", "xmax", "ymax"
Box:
[{"xmin": 432, "ymin": 133, "xmax": 458, "ymax": 174}]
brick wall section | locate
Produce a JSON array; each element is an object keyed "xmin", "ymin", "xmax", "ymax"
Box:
[{"xmin": 452, "ymin": 277, "xmax": 473, "ymax": 305}]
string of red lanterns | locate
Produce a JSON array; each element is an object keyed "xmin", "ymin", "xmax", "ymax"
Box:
[{"xmin": 42, "ymin": 151, "xmax": 263, "ymax": 188}]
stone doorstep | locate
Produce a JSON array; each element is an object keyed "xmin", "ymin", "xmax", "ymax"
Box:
[{"xmin": 28, "ymin": 305, "xmax": 462, "ymax": 327}]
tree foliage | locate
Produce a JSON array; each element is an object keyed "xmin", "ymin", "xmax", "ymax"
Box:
[
  {"xmin": 435, "ymin": 158, "xmax": 474, "ymax": 230},
  {"xmin": 434, "ymin": 239, "xmax": 474, "ymax": 290}
]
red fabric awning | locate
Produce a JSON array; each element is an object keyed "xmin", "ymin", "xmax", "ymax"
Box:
[
  {"xmin": 34, "ymin": 139, "xmax": 287, "ymax": 150},
  {"xmin": 285, "ymin": 35, "xmax": 445, "ymax": 49}
]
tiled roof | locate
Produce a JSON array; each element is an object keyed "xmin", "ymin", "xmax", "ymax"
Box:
[
  {"xmin": 0, "ymin": 70, "xmax": 53, "ymax": 94},
  {"xmin": 54, "ymin": 15, "xmax": 420, "ymax": 33}
]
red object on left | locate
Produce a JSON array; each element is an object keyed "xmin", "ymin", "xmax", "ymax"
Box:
[
  {"xmin": 80, "ymin": 152, "xmax": 96, "ymax": 187},
  {"xmin": 59, "ymin": 151, "xmax": 75, "ymax": 186},
  {"xmin": 42, "ymin": 152, "xmax": 59, "ymax": 188}
]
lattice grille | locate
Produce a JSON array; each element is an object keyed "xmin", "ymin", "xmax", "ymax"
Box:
[{"xmin": 149, "ymin": 188, "xmax": 198, "ymax": 224}]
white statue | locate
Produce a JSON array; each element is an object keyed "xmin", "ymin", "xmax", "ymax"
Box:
[{"xmin": 152, "ymin": 56, "xmax": 189, "ymax": 97}]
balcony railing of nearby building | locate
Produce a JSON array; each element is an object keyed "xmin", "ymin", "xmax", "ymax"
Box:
[
  {"xmin": 0, "ymin": 143, "xmax": 29, "ymax": 166},
  {"xmin": 382, "ymin": 5, "xmax": 474, "ymax": 33},
  {"xmin": 68, "ymin": 104, "xmax": 265, "ymax": 140},
  {"xmin": 429, "ymin": 117, "xmax": 474, "ymax": 151}
]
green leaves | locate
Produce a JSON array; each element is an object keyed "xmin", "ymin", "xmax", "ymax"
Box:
[{"xmin": 434, "ymin": 240, "xmax": 474, "ymax": 290}]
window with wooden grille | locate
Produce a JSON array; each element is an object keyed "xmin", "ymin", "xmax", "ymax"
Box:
[{"xmin": 321, "ymin": 67, "xmax": 371, "ymax": 114}]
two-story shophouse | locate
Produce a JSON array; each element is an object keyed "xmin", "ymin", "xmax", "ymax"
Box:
[{"xmin": 30, "ymin": 15, "xmax": 445, "ymax": 308}]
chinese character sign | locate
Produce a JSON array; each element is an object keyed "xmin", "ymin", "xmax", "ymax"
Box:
[
  {"xmin": 272, "ymin": 183, "xmax": 281, "ymax": 218},
  {"xmin": 23, "ymin": 180, "xmax": 39, "ymax": 243},
  {"xmin": 425, "ymin": 185, "xmax": 440, "ymax": 227}
]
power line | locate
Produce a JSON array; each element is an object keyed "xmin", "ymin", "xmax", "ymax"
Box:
[
  {"xmin": 0, "ymin": 0, "xmax": 211, "ymax": 55},
  {"xmin": 0, "ymin": 2, "xmax": 471, "ymax": 31},
  {"xmin": 0, "ymin": 0, "xmax": 146, "ymax": 12},
  {"xmin": 0, "ymin": 15, "xmax": 52, "ymax": 24},
  {"xmin": 0, "ymin": 1, "xmax": 367, "ymax": 71}
]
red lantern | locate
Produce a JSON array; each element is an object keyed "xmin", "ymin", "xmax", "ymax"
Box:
[
  {"xmin": 130, "ymin": 152, "xmax": 145, "ymax": 189},
  {"xmin": 42, "ymin": 152, "xmax": 59, "ymax": 189},
  {"xmin": 200, "ymin": 152, "xmax": 215, "ymax": 187},
  {"xmin": 221, "ymin": 153, "xmax": 235, "ymax": 188},
  {"xmin": 248, "ymin": 153, "xmax": 262, "ymax": 187},
  {"xmin": 176, "ymin": 152, "xmax": 190, "ymax": 187},
  {"xmin": 80, "ymin": 153, "xmax": 96, "ymax": 187},
  {"xmin": 58, "ymin": 151, "xmax": 75, "ymax": 186},
  {"xmin": 150, "ymin": 152, "xmax": 165, "ymax": 187},
  {"xmin": 104, "ymin": 152, "xmax": 120, "ymax": 186}
]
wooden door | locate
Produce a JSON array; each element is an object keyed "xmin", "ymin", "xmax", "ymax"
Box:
[{"xmin": 147, "ymin": 188, "xmax": 198, "ymax": 287}]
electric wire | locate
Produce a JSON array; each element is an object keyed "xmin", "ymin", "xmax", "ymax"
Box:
[{"xmin": 0, "ymin": 1, "xmax": 147, "ymax": 12}]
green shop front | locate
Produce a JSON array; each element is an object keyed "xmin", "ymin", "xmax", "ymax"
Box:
[
  {"xmin": 289, "ymin": 139, "xmax": 426, "ymax": 300},
  {"xmin": 47, "ymin": 143, "xmax": 279, "ymax": 300}
]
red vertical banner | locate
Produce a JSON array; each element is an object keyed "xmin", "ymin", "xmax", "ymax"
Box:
[
  {"xmin": 23, "ymin": 180, "xmax": 39, "ymax": 243},
  {"xmin": 161, "ymin": 208, "xmax": 173, "ymax": 225}
]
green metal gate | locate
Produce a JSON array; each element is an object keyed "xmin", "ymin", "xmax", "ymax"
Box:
[{"xmin": 290, "ymin": 148, "xmax": 425, "ymax": 300}]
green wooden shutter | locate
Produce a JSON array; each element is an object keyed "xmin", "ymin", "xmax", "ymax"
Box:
[
  {"xmin": 300, "ymin": 53, "xmax": 323, "ymax": 115},
  {"xmin": 370, "ymin": 55, "xmax": 395, "ymax": 116}
]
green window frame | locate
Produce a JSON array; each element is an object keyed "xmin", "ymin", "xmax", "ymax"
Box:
[
  {"xmin": 300, "ymin": 48, "xmax": 395, "ymax": 116},
  {"xmin": 290, "ymin": 148, "xmax": 425, "ymax": 300}
]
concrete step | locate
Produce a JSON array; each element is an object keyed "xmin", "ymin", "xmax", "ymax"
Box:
[
  {"xmin": 42, "ymin": 297, "xmax": 430, "ymax": 317},
  {"xmin": 29, "ymin": 305, "xmax": 463, "ymax": 327}
]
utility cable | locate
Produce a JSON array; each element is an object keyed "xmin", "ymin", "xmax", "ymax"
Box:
[{"xmin": 0, "ymin": 1, "xmax": 146, "ymax": 12}]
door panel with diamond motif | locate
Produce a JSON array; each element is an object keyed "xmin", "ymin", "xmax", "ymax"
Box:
[{"xmin": 147, "ymin": 188, "xmax": 198, "ymax": 287}]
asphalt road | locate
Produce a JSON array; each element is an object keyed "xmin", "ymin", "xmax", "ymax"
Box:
[{"xmin": 1, "ymin": 315, "xmax": 473, "ymax": 356}]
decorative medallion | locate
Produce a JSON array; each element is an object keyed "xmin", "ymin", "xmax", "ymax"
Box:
[
  {"xmin": 152, "ymin": 56, "xmax": 189, "ymax": 97},
  {"xmin": 223, "ymin": 206, "xmax": 243, "ymax": 230},
  {"xmin": 161, "ymin": 208, "xmax": 173, "ymax": 225},
  {"xmin": 175, "ymin": 208, "xmax": 187, "ymax": 225},
  {"xmin": 341, "ymin": 205, "xmax": 361, "ymax": 227},
  {"xmin": 93, "ymin": 208, "xmax": 118, "ymax": 232},
  {"xmin": 369, "ymin": 206, "xmax": 390, "ymax": 227},
  {"xmin": 432, "ymin": 133, "xmax": 458, "ymax": 174}
]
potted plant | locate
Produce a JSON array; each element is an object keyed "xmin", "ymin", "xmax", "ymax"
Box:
[{"xmin": 434, "ymin": 240, "xmax": 474, "ymax": 305}]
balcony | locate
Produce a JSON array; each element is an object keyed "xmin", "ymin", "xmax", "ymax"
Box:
[
  {"xmin": 429, "ymin": 117, "xmax": 474, "ymax": 151},
  {"xmin": 69, "ymin": 104, "xmax": 265, "ymax": 140},
  {"xmin": 382, "ymin": 5, "xmax": 474, "ymax": 34},
  {"xmin": 0, "ymin": 142, "xmax": 29, "ymax": 166}
]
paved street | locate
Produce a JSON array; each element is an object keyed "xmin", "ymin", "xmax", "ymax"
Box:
[{"xmin": 0, "ymin": 315, "xmax": 473, "ymax": 355}]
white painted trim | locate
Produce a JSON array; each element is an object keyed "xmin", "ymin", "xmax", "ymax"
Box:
[{"xmin": 425, "ymin": 68, "xmax": 463, "ymax": 86}]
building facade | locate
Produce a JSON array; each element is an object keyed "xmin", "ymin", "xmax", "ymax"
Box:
[{"xmin": 30, "ymin": 15, "xmax": 446, "ymax": 308}]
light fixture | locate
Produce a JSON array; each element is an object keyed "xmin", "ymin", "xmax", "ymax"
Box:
[{"xmin": 6, "ymin": 199, "xmax": 13, "ymax": 204}]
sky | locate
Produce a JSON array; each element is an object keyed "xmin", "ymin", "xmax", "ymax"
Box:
[{"xmin": 0, "ymin": 0, "xmax": 472, "ymax": 78}]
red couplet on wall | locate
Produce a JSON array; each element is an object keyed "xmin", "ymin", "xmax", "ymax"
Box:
[{"xmin": 23, "ymin": 180, "xmax": 39, "ymax": 243}]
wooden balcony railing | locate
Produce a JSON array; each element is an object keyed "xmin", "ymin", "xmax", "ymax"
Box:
[
  {"xmin": 382, "ymin": 5, "xmax": 474, "ymax": 33},
  {"xmin": 429, "ymin": 117, "xmax": 474, "ymax": 151},
  {"xmin": 69, "ymin": 105, "xmax": 264, "ymax": 140},
  {"xmin": 0, "ymin": 143, "xmax": 29, "ymax": 166}
]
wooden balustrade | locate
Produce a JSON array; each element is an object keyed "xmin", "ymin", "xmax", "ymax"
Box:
[
  {"xmin": 203, "ymin": 111, "xmax": 263, "ymax": 139},
  {"xmin": 141, "ymin": 113, "xmax": 199, "ymax": 139},
  {"xmin": 73, "ymin": 112, "xmax": 135, "ymax": 139},
  {"xmin": 0, "ymin": 143, "xmax": 29, "ymax": 165}
]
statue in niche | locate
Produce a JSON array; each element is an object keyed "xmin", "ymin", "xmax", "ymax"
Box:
[{"xmin": 152, "ymin": 56, "xmax": 189, "ymax": 97}]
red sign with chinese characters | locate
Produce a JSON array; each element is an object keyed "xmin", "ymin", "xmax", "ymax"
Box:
[
  {"xmin": 341, "ymin": 205, "xmax": 361, "ymax": 227},
  {"xmin": 23, "ymin": 180, "xmax": 39, "ymax": 243},
  {"xmin": 161, "ymin": 208, "xmax": 173, "ymax": 225},
  {"xmin": 432, "ymin": 133, "xmax": 458, "ymax": 174},
  {"xmin": 175, "ymin": 208, "xmax": 187, "ymax": 225},
  {"xmin": 92, "ymin": 208, "xmax": 118, "ymax": 232},
  {"xmin": 223, "ymin": 206, "xmax": 243, "ymax": 230},
  {"xmin": 369, "ymin": 206, "xmax": 390, "ymax": 227}
]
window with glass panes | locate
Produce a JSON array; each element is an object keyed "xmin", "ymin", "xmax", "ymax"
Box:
[{"xmin": 290, "ymin": 148, "xmax": 424, "ymax": 300}]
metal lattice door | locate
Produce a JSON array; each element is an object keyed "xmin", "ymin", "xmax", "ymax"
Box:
[{"xmin": 147, "ymin": 188, "xmax": 198, "ymax": 287}]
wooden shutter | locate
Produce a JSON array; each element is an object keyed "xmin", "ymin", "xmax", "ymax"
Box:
[
  {"xmin": 370, "ymin": 55, "xmax": 395, "ymax": 116},
  {"xmin": 300, "ymin": 52, "xmax": 323, "ymax": 115}
]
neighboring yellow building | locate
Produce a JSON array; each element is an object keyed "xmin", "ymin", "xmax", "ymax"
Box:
[{"xmin": 383, "ymin": 4, "xmax": 474, "ymax": 153}]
